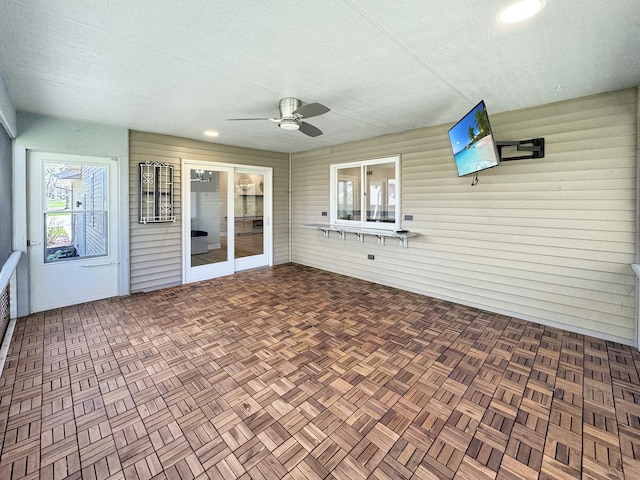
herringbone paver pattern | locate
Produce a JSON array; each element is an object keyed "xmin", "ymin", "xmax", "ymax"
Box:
[{"xmin": 0, "ymin": 264, "xmax": 638, "ymax": 479}]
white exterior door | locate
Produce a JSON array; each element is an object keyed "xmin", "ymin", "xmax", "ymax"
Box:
[
  {"xmin": 233, "ymin": 168, "xmax": 270, "ymax": 272},
  {"xmin": 28, "ymin": 152, "xmax": 120, "ymax": 312},
  {"xmin": 183, "ymin": 163, "xmax": 235, "ymax": 282}
]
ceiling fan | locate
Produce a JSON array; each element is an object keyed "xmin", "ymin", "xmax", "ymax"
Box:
[{"xmin": 228, "ymin": 97, "xmax": 330, "ymax": 137}]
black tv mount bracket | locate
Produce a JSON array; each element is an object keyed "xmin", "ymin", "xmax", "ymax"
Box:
[
  {"xmin": 496, "ymin": 138, "xmax": 545, "ymax": 162},
  {"xmin": 469, "ymin": 137, "xmax": 545, "ymax": 186}
]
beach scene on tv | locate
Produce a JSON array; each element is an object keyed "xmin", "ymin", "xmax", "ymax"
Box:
[{"xmin": 448, "ymin": 101, "xmax": 500, "ymax": 177}]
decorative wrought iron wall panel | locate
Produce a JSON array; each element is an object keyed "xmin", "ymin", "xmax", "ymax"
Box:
[{"xmin": 139, "ymin": 161, "xmax": 175, "ymax": 223}]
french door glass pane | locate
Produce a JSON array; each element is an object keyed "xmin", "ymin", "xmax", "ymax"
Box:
[
  {"xmin": 190, "ymin": 169, "xmax": 229, "ymax": 267},
  {"xmin": 234, "ymin": 173, "xmax": 264, "ymax": 259}
]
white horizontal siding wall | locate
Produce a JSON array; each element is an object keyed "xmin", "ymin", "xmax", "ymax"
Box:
[
  {"xmin": 129, "ymin": 131, "xmax": 289, "ymax": 293},
  {"xmin": 291, "ymin": 88, "xmax": 638, "ymax": 345}
]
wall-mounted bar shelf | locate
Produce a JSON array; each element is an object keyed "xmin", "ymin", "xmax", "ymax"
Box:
[{"xmin": 302, "ymin": 224, "xmax": 419, "ymax": 248}]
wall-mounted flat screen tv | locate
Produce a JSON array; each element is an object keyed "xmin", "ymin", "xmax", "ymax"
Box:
[{"xmin": 448, "ymin": 100, "xmax": 500, "ymax": 177}]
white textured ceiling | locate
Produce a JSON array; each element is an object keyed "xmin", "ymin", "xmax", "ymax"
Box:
[{"xmin": 0, "ymin": 1, "xmax": 638, "ymax": 153}]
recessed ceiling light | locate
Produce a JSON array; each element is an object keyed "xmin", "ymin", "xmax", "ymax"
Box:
[
  {"xmin": 203, "ymin": 130, "xmax": 219, "ymax": 137},
  {"xmin": 496, "ymin": 0, "xmax": 546, "ymax": 24}
]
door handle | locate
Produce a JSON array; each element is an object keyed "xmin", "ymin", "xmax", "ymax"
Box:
[{"xmin": 27, "ymin": 240, "xmax": 41, "ymax": 246}]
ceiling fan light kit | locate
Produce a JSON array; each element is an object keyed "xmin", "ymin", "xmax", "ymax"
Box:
[
  {"xmin": 228, "ymin": 97, "xmax": 330, "ymax": 137},
  {"xmin": 278, "ymin": 118, "xmax": 300, "ymax": 130}
]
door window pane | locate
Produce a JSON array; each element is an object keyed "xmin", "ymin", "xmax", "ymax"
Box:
[{"xmin": 44, "ymin": 162, "xmax": 108, "ymax": 263}]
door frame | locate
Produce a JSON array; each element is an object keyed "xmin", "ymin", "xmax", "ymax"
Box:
[
  {"xmin": 15, "ymin": 148, "xmax": 128, "ymax": 314},
  {"xmin": 181, "ymin": 160, "xmax": 273, "ymax": 284}
]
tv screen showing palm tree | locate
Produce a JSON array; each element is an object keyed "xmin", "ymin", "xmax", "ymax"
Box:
[{"xmin": 448, "ymin": 100, "xmax": 500, "ymax": 177}]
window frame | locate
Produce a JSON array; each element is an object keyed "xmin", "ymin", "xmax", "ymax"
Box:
[{"xmin": 330, "ymin": 155, "xmax": 401, "ymax": 230}]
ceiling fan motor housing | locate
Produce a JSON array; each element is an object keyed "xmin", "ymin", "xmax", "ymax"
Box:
[{"xmin": 279, "ymin": 97, "xmax": 303, "ymax": 119}]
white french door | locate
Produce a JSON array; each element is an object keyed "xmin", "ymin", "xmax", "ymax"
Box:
[
  {"xmin": 182, "ymin": 161, "xmax": 271, "ymax": 283},
  {"xmin": 28, "ymin": 151, "xmax": 120, "ymax": 312},
  {"xmin": 233, "ymin": 167, "xmax": 269, "ymax": 271}
]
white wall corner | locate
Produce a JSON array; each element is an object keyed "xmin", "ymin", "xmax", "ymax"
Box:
[
  {"xmin": 635, "ymin": 86, "xmax": 640, "ymax": 349},
  {"xmin": 0, "ymin": 69, "xmax": 17, "ymax": 138}
]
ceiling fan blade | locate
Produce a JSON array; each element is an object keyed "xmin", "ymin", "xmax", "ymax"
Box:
[
  {"xmin": 227, "ymin": 117, "xmax": 274, "ymax": 121},
  {"xmin": 299, "ymin": 122, "xmax": 323, "ymax": 137},
  {"xmin": 292, "ymin": 103, "xmax": 330, "ymax": 119},
  {"xmin": 227, "ymin": 117, "xmax": 282, "ymax": 122}
]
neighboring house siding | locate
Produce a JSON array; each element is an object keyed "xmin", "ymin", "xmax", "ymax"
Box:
[
  {"xmin": 79, "ymin": 165, "xmax": 107, "ymax": 257},
  {"xmin": 71, "ymin": 177, "xmax": 86, "ymax": 256},
  {"xmin": 291, "ymin": 88, "xmax": 638, "ymax": 345},
  {"xmin": 70, "ymin": 165, "xmax": 106, "ymax": 257},
  {"xmin": 129, "ymin": 131, "xmax": 289, "ymax": 293}
]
